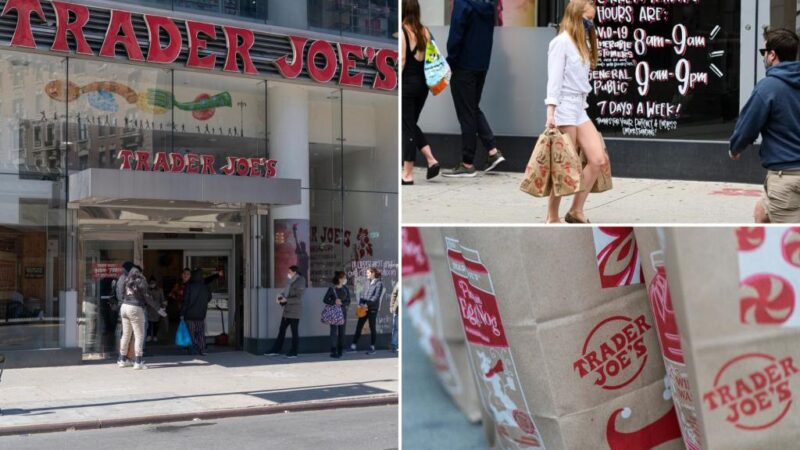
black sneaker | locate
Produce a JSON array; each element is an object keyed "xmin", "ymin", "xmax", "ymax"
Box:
[
  {"xmin": 366, "ymin": 346, "xmax": 376, "ymax": 355},
  {"xmin": 442, "ymin": 163, "xmax": 477, "ymax": 178},
  {"xmin": 285, "ymin": 353, "xmax": 298, "ymax": 359},
  {"xmin": 485, "ymin": 150, "xmax": 506, "ymax": 172}
]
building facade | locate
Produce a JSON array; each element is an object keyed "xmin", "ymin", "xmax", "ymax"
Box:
[
  {"xmin": 417, "ymin": 0, "xmax": 797, "ymax": 184},
  {"xmin": 0, "ymin": 0, "xmax": 398, "ymax": 367}
]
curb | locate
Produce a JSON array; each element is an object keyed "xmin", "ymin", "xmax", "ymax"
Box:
[{"xmin": 0, "ymin": 394, "xmax": 398, "ymax": 437}]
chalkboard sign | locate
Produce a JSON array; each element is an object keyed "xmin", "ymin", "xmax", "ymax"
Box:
[{"xmin": 588, "ymin": 1, "xmax": 741, "ymax": 140}]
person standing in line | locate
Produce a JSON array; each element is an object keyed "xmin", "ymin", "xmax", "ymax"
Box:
[
  {"xmin": 146, "ymin": 277, "xmax": 166, "ymax": 343},
  {"xmin": 401, "ymin": 0, "xmax": 441, "ymax": 185},
  {"xmin": 118, "ymin": 265, "xmax": 166, "ymax": 370},
  {"xmin": 730, "ymin": 27, "xmax": 800, "ymax": 223},
  {"xmin": 323, "ymin": 271, "xmax": 351, "ymax": 359},
  {"xmin": 348, "ymin": 267, "xmax": 385, "ymax": 356},
  {"xmin": 442, "ymin": 0, "xmax": 506, "ymax": 178},
  {"xmin": 265, "ymin": 265, "xmax": 306, "ymax": 359},
  {"xmin": 181, "ymin": 269, "xmax": 213, "ymax": 356},
  {"xmin": 544, "ymin": 0, "xmax": 606, "ymax": 224},
  {"xmin": 390, "ymin": 282, "xmax": 399, "ymax": 354}
]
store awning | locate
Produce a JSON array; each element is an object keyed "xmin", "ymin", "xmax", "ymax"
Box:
[{"xmin": 68, "ymin": 169, "xmax": 301, "ymax": 208}]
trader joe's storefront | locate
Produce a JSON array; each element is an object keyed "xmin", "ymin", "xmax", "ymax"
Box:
[{"xmin": 0, "ymin": 0, "xmax": 398, "ymax": 367}]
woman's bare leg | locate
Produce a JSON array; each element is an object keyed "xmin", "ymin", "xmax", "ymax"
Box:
[
  {"xmin": 419, "ymin": 145, "xmax": 438, "ymax": 167},
  {"xmin": 402, "ymin": 161, "xmax": 414, "ymax": 182},
  {"xmin": 546, "ymin": 126, "xmax": 578, "ymax": 223},
  {"xmin": 569, "ymin": 120, "xmax": 606, "ymax": 221}
]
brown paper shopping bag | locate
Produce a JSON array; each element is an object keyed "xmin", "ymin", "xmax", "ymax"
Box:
[
  {"xmin": 579, "ymin": 132, "xmax": 613, "ymax": 193},
  {"xmin": 659, "ymin": 227, "xmax": 800, "ymax": 450},
  {"xmin": 443, "ymin": 227, "xmax": 683, "ymax": 450},
  {"xmin": 401, "ymin": 227, "xmax": 482, "ymax": 422},
  {"xmin": 519, "ymin": 131, "xmax": 553, "ymax": 198},
  {"xmin": 550, "ymin": 129, "xmax": 584, "ymax": 197}
]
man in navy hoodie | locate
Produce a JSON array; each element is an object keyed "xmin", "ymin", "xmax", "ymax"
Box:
[
  {"xmin": 730, "ymin": 27, "xmax": 800, "ymax": 223},
  {"xmin": 442, "ymin": 0, "xmax": 506, "ymax": 178}
]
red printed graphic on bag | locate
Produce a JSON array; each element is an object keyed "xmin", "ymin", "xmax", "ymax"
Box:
[
  {"xmin": 445, "ymin": 238, "xmax": 544, "ymax": 450},
  {"xmin": 401, "ymin": 227, "xmax": 462, "ymax": 397},
  {"xmin": 592, "ymin": 227, "xmax": 644, "ymax": 288},
  {"xmin": 574, "ymin": 315, "xmax": 652, "ymax": 390},
  {"xmin": 702, "ymin": 353, "xmax": 800, "ymax": 431},
  {"xmin": 606, "ymin": 404, "xmax": 683, "ymax": 450},
  {"xmin": 648, "ymin": 250, "xmax": 683, "ymax": 364},
  {"xmin": 737, "ymin": 227, "xmax": 800, "ymax": 326}
]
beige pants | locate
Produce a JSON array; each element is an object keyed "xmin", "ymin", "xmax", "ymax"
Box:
[
  {"xmin": 764, "ymin": 170, "xmax": 800, "ymax": 223},
  {"xmin": 120, "ymin": 304, "xmax": 146, "ymax": 358}
]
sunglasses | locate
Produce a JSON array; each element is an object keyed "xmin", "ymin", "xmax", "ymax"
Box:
[{"xmin": 759, "ymin": 48, "xmax": 771, "ymax": 56}]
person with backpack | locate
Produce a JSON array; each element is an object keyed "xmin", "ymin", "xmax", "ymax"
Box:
[
  {"xmin": 323, "ymin": 271, "xmax": 351, "ymax": 359},
  {"xmin": 118, "ymin": 265, "xmax": 166, "ymax": 370},
  {"xmin": 181, "ymin": 269, "xmax": 213, "ymax": 356},
  {"xmin": 348, "ymin": 267, "xmax": 385, "ymax": 355}
]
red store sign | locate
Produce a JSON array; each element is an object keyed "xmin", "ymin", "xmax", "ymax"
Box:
[
  {"xmin": 118, "ymin": 149, "xmax": 278, "ymax": 177},
  {"xmin": 0, "ymin": 0, "xmax": 398, "ymax": 91}
]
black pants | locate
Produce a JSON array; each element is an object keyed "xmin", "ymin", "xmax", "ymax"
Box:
[
  {"xmin": 450, "ymin": 69, "xmax": 497, "ymax": 165},
  {"xmin": 330, "ymin": 323, "xmax": 346, "ymax": 355},
  {"xmin": 148, "ymin": 320, "xmax": 160, "ymax": 338},
  {"xmin": 402, "ymin": 76, "xmax": 430, "ymax": 162},
  {"xmin": 270, "ymin": 317, "xmax": 299, "ymax": 355},
  {"xmin": 352, "ymin": 309, "xmax": 378, "ymax": 347}
]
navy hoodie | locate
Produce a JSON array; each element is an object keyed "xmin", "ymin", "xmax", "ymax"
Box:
[
  {"xmin": 446, "ymin": 0, "xmax": 496, "ymax": 71},
  {"xmin": 730, "ymin": 61, "xmax": 800, "ymax": 170}
]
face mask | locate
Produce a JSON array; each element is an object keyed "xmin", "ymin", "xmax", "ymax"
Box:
[
  {"xmin": 340, "ymin": 278, "xmax": 347, "ymax": 285},
  {"xmin": 287, "ymin": 273, "xmax": 294, "ymax": 280},
  {"xmin": 583, "ymin": 18, "xmax": 593, "ymax": 31}
]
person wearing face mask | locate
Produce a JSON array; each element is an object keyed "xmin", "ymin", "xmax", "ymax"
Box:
[
  {"xmin": 323, "ymin": 271, "xmax": 351, "ymax": 358},
  {"xmin": 543, "ymin": 0, "xmax": 606, "ymax": 224},
  {"xmin": 730, "ymin": 27, "xmax": 800, "ymax": 223},
  {"xmin": 265, "ymin": 265, "xmax": 306, "ymax": 359},
  {"xmin": 348, "ymin": 267, "xmax": 385, "ymax": 355},
  {"xmin": 145, "ymin": 277, "xmax": 166, "ymax": 343}
]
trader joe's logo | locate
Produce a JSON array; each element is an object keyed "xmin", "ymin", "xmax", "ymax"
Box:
[
  {"xmin": 702, "ymin": 353, "xmax": 799, "ymax": 431},
  {"xmin": 573, "ymin": 315, "xmax": 652, "ymax": 390}
]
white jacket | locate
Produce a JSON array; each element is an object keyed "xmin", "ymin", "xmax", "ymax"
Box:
[{"xmin": 545, "ymin": 32, "xmax": 592, "ymax": 106}]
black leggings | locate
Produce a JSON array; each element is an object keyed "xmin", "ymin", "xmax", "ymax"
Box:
[
  {"xmin": 352, "ymin": 309, "xmax": 378, "ymax": 347},
  {"xmin": 330, "ymin": 323, "xmax": 345, "ymax": 354},
  {"xmin": 402, "ymin": 77, "xmax": 430, "ymax": 163},
  {"xmin": 270, "ymin": 317, "xmax": 299, "ymax": 355}
]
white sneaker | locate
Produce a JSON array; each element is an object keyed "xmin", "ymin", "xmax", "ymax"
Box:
[
  {"xmin": 117, "ymin": 360, "xmax": 132, "ymax": 368},
  {"xmin": 133, "ymin": 362, "xmax": 147, "ymax": 370}
]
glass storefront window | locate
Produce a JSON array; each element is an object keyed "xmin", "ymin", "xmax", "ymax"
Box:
[
  {"xmin": 342, "ymin": 90, "xmax": 397, "ymax": 193},
  {"xmin": 66, "ymin": 60, "xmax": 172, "ymax": 171},
  {"xmin": 308, "ymin": 0, "xmax": 398, "ymax": 41}
]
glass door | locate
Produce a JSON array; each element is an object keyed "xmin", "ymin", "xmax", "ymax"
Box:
[
  {"xmin": 184, "ymin": 251, "xmax": 233, "ymax": 345},
  {"xmin": 79, "ymin": 232, "xmax": 142, "ymax": 358}
]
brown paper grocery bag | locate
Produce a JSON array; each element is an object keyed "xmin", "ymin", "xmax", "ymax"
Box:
[
  {"xmin": 636, "ymin": 228, "xmax": 704, "ymax": 450},
  {"xmin": 519, "ymin": 131, "xmax": 553, "ymax": 198},
  {"xmin": 444, "ymin": 227, "xmax": 683, "ymax": 450},
  {"xmin": 579, "ymin": 132, "xmax": 613, "ymax": 193},
  {"xmin": 402, "ymin": 227, "xmax": 482, "ymax": 422},
  {"xmin": 663, "ymin": 227, "xmax": 800, "ymax": 450}
]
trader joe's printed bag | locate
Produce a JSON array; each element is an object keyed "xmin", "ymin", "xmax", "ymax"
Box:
[
  {"xmin": 662, "ymin": 227, "xmax": 800, "ymax": 450},
  {"xmin": 401, "ymin": 227, "xmax": 481, "ymax": 422},
  {"xmin": 424, "ymin": 34, "xmax": 451, "ymax": 95},
  {"xmin": 550, "ymin": 129, "xmax": 583, "ymax": 197},
  {"xmin": 519, "ymin": 130, "xmax": 553, "ymax": 198},
  {"xmin": 445, "ymin": 227, "xmax": 683, "ymax": 450},
  {"xmin": 636, "ymin": 228, "xmax": 704, "ymax": 450}
]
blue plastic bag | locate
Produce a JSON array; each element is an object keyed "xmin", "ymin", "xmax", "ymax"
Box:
[{"xmin": 175, "ymin": 319, "xmax": 192, "ymax": 347}]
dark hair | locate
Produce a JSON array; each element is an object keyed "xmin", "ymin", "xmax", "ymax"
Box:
[
  {"xmin": 331, "ymin": 271, "xmax": 346, "ymax": 285},
  {"xmin": 148, "ymin": 276, "xmax": 157, "ymax": 283},
  {"xmin": 182, "ymin": 267, "xmax": 191, "ymax": 273},
  {"xmin": 133, "ymin": 264, "xmax": 143, "ymax": 272},
  {"xmin": 764, "ymin": 27, "xmax": 799, "ymax": 62},
  {"xmin": 402, "ymin": 0, "xmax": 427, "ymax": 53},
  {"xmin": 368, "ymin": 267, "xmax": 382, "ymax": 278},
  {"xmin": 289, "ymin": 265, "xmax": 300, "ymax": 274},
  {"xmin": 122, "ymin": 261, "xmax": 134, "ymax": 273}
]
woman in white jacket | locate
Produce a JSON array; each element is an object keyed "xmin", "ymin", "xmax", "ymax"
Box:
[{"xmin": 545, "ymin": 0, "xmax": 607, "ymax": 223}]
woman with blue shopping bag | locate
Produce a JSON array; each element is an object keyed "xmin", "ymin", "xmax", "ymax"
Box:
[{"xmin": 401, "ymin": 0, "xmax": 443, "ymax": 186}]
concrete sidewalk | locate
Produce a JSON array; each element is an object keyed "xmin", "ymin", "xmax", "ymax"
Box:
[
  {"xmin": 0, "ymin": 351, "xmax": 397, "ymax": 435},
  {"xmin": 402, "ymin": 168, "xmax": 763, "ymax": 224}
]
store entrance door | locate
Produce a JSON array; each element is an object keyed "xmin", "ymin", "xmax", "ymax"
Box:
[{"xmin": 184, "ymin": 251, "xmax": 233, "ymax": 345}]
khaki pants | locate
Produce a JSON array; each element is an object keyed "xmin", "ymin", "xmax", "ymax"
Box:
[
  {"xmin": 120, "ymin": 304, "xmax": 146, "ymax": 358},
  {"xmin": 764, "ymin": 170, "xmax": 800, "ymax": 223}
]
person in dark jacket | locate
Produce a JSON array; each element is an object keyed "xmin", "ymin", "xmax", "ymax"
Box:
[
  {"xmin": 323, "ymin": 271, "xmax": 351, "ymax": 358},
  {"xmin": 442, "ymin": 0, "xmax": 505, "ymax": 178},
  {"xmin": 181, "ymin": 269, "xmax": 212, "ymax": 356},
  {"xmin": 348, "ymin": 267, "xmax": 385, "ymax": 355},
  {"xmin": 265, "ymin": 265, "xmax": 306, "ymax": 359},
  {"xmin": 730, "ymin": 27, "xmax": 800, "ymax": 223},
  {"xmin": 118, "ymin": 265, "xmax": 166, "ymax": 370}
]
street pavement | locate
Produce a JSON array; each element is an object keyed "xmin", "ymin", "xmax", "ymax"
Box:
[
  {"xmin": 1, "ymin": 405, "xmax": 398, "ymax": 450},
  {"xmin": 402, "ymin": 168, "xmax": 763, "ymax": 224},
  {"xmin": 401, "ymin": 314, "xmax": 486, "ymax": 450},
  {"xmin": 0, "ymin": 351, "xmax": 397, "ymax": 435}
]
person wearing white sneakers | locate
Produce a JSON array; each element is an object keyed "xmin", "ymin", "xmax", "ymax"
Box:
[
  {"xmin": 117, "ymin": 265, "xmax": 166, "ymax": 370},
  {"xmin": 347, "ymin": 267, "xmax": 386, "ymax": 355}
]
